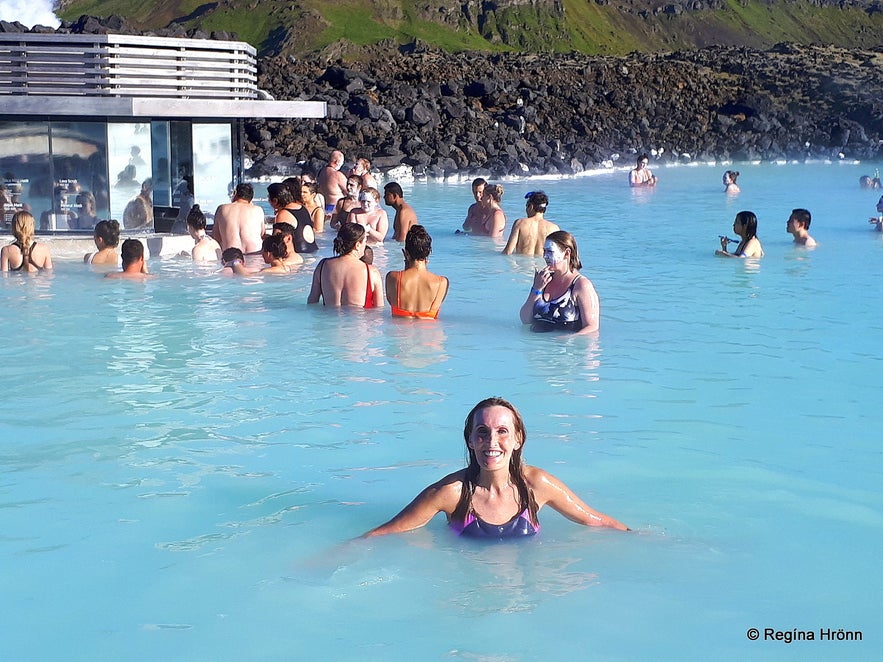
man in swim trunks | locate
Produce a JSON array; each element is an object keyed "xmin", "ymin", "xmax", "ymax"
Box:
[
  {"xmin": 212, "ymin": 183, "xmax": 266, "ymax": 254},
  {"xmin": 317, "ymin": 150, "xmax": 348, "ymax": 219},
  {"xmin": 629, "ymin": 153, "xmax": 658, "ymax": 188}
]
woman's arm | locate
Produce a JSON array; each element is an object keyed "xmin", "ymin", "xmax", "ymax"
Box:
[
  {"xmin": 520, "ymin": 268, "xmax": 550, "ymax": 324},
  {"xmin": 370, "ymin": 266, "xmax": 385, "ymax": 308},
  {"xmin": 0, "ymin": 246, "xmax": 8, "ymax": 272},
  {"xmin": 573, "ymin": 276, "xmax": 600, "ymax": 334},
  {"xmin": 385, "ymin": 270, "xmax": 398, "ymax": 307},
  {"xmin": 488, "ymin": 209, "xmax": 506, "ymax": 237},
  {"xmin": 307, "ymin": 259, "xmax": 325, "ymax": 304},
  {"xmin": 363, "ymin": 474, "xmax": 462, "ymax": 537},
  {"xmin": 528, "ymin": 466, "xmax": 628, "ymax": 530},
  {"xmin": 311, "ymin": 206, "xmax": 324, "ymax": 233}
]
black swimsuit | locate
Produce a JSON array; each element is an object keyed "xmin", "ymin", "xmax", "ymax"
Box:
[
  {"xmin": 281, "ymin": 207, "xmax": 318, "ymax": 254},
  {"xmin": 9, "ymin": 241, "xmax": 41, "ymax": 272}
]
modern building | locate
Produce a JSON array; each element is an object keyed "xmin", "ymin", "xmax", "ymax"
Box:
[{"xmin": 0, "ymin": 31, "xmax": 324, "ymax": 232}]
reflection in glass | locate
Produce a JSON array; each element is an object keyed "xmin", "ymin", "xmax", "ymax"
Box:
[
  {"xmin": 108, "ymin": 123, "xmax": 152, "ymax": 223},
  {"xmin": 0, "ymin": 121, "xmax": 50, "ymax": 229},
  {"xmin": 192, "ymin": 123, "xmax": 232, "ymax": 221}
]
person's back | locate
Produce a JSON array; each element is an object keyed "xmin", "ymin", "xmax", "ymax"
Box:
[
  {"xmin": 387, "ymin": 266, "xmax": 448, "ymax": 318},
  {"xmin": 1, "ymin": 211, "xmax": 52, "ymax": 272},
  {"xmin": 212, "ymin": 184, "xmax": 265, "ymax": 254},
  {"xmin": 503, "ymin": 194, "xmax": 559, "ymax": 256},
  {"xmin": 308, "ymin": 222, "xmax": 383, "ymax": 308}
]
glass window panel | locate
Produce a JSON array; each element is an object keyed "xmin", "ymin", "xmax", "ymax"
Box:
[
  {"xmin": 0, "ymin": 121, "xmax": 50, "ymax": 230},
  {"xmin": 48, "ymin": 121, "xmax": 108, "ymax": 230},
  {"xmin": 108, "ymin": 123, "xmax": 152, "ymax": 225},
  {"xmin": 192, "ymin": 123, "xmax": 233, "ymax": 221}
]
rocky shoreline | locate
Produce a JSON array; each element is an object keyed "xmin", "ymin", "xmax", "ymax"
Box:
[{"xmin": 249, "ymin": 41, "xmax": 883, "ymax": 180}]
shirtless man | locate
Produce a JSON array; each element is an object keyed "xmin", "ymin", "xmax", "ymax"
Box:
[
  {"xmin": 629, "ymin": 153, "xmax": 658, "ymax": 188},
  {"xmin": 384, "ymin": 181, "xmax": 418, "ymax": 242},
  {"xmin": 502, "ymin": 191, "xmax": 560, "ymax": 256},
  {"xmin": 105, "ymin": 239, "xmax": 152, "ymax": 280},
  {"xmin": 317, "ymin": 150, "xmax": 348, "ymax": 218},
  {"xmin": 461, "ymin": 178, "xmax": 486, "ymax": 233},
  {"xmin": 212, "ymin": 183, "xmax": 266, "ymax": 254},
  {"xmin": 347, "ymin": 187, "xmax": 389, "ymax": 244},
  {"xmin": 786, "ymin": 208, "xmax": 816, "ymax": 247}
]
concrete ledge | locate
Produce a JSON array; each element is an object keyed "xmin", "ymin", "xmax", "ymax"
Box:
[{"xmin": 1, "ymin": 233, "xmax": 195, "ymax": 260}]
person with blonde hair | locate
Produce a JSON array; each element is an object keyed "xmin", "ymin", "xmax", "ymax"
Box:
[
  {"xmin": 1, "ymin": 211, "xmax": 52, "ymax": 272},
  {"xmin": 475, "ymin": 183, "xmax": 506, "ymax": 237},
  {"xmin": 348, "ymin": 187, "xmax": 389, "ymax": 244}
]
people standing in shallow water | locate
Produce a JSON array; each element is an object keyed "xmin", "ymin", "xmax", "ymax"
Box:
[
  {"xmin": 520, "ymin": 230, "xmax": 600, "ymax": 334},
  {"xmin": 219, "ymin": 247, "xmax": 252, "ymax": 276},
  {"xmin": 385, "ymin": 225, "xmax": 449, "ymax": 319},
  {"xmin": 503, "ymin": 191, "xmax": 560, "ymax": 256},
  {"xmin": 717, "ymin": 210, "xmax": 764, "ymax": 258},
  {"xmin": 629, "ymin": 153, "xmax": 657, "ymax": 187},
  {"xmin": 786, "ymin": 208, "xmax": 816, "ymax": 247},
  {"xmin": 307, "ymin": 222, "xmax": 384, "ymax": 308},
  {"xmin": 348, "ymin": 187, "xmax": 389, "ymax": 244},
  {"xmin": 461, "ymin": 177, "xmax": 486, "ymax": 233},
  {"xmin": 723, "ymin": 170, "xmax": 740, "ymax": 193},
  {"xmin": 477, "ymin": 184, "xmax": 506, "ymax": 237},
  {"xmin": 84, "ymin": 219, "xmax": 120, "ymax": 266},
  {"xmin": 363, "ymin": 397, "xmax": 629, "ymax": 538},
  {"xmin": 384, "ymin": 182, "xmax": 418, "ymax": 242},
  {"xmin": 2, "ymin": 211, "xmax": 52, "ymax": 272}
]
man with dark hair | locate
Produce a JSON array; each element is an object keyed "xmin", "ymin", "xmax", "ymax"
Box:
[
  {"xmin": 786, "ymin": 208, "xmax": 816, "ymax": 247},
  {"xmin": 384, "ymin": 181, "xmax": 418, "ymax": 242},
  {"xmin": 629, "ymin": 153, "xmax": 657, "ymax": 187},
  {"xmin": 212, "ymin": 182, "xmax": 266, "ymax": 254},
  {"xmin": 105, "ymin": 239, "xmax": 151, "ymax": 280}
]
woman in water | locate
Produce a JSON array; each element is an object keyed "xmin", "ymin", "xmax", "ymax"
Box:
[
  {"xmin": 385, "ymin": 225, "xmax": 449, "ymax": 319},
  {"xmin": 347, "ymin": 187, "xmax": 389, "ymax": 244},
  {"xmin": 520, "ymin": 230, "xmax": 600, "ymax": 333},
  {"xmin": 364, "ymin": 397, "xmax": 628, "ymax": 538},
  {"xmin": 722, "ymin": 170, "xmax": 740, "ymax": 193},
  {"xmin": 717, "ymin": 210, "xmax": 764, "ymax": 258},
  {"xmin": 260, "ymin": 234, "xmax": 293, "ymax": 275},
  {"xmin": 307, "ymin": 222, "xmax": 384, "ymax": 308},
  {"xmin": 477, "ymin": 184, "xmax": 506, "ymax": 237},
  {"xmin": 185, "ymin": 205, "xmax": 222, "ymax": 262},
  {"xmin": 84, "ymin": 219, "xmax": 121, "ymax": 266},
  {"xmin": 1, "ymin": 211, "xmax": 52, "ymax": 272},
  {"xmin": 300, "ymin": 180, "xmax": 325, "ymax": 234},
  {"xmin": 268, "ymin": 182, "xmax": 318, "ymax": 254}
]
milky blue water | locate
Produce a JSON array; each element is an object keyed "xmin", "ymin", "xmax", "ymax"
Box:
[{"xmin": 1, "ymin": 162, "xmax": 881, "ymax": 660}]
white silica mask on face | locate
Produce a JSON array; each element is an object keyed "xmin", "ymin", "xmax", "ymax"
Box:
[
  {"xmin": 361, "ymin": 197, "xmax": 375, "ymax": 210},
  {"xmin": 543, "ymin": 241, "xmax": 566, "ymax": 265}
]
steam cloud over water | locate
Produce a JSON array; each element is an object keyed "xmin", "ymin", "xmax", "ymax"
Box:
[{"xmin": 0, "ymin": 0, "xmax": 61, "ymax": 28}]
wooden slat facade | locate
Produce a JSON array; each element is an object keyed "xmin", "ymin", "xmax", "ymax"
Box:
[{"xmin": 0, "ymin": 33, "xmax": 259, "ymax": 99}]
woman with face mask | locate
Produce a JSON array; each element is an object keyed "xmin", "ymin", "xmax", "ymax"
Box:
[
  {"xmin": 519, "ymin": 230, "xmax": 600, "ymax": 334},
  {"xmin": 346, "ymin": 187, "xmax": 389, "ymax": 244}
]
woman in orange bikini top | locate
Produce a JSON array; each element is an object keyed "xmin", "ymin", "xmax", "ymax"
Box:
[{"xmin": 385, "ymin": 225, "xmax": 449, "ymax": 319}]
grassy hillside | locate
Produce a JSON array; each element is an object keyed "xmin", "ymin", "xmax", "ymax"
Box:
[{"xmin": 55, "ymin": 0, "xmax": 883, "ymax": 56}]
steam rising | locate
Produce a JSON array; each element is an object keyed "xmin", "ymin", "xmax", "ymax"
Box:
[{"xmin": 0, "ymin": 0, "xmax": 61, "ymax": 28}]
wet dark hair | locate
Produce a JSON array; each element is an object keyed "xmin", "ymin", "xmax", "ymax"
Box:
[
  {"xmin": 361, "ymin": 245, "xmax": 374, "ymax": 265},
  {"xmin": 404, "ymin": 224, "xmax": 432, "ymax": 261},
  {"xmin": 268, "ymin": 182, "xmax": 294, "ymax": 207},
  {"xmin": 272, "ymin": 222, "xmax": 295, "ymax": 238},
  {"xmin": 545, "ymin": 230, "xmax": 582, "ymax": 271},
  {"xmin": 471, "ymin": 177, "xmax": 487, "ymax": 190},
  {"xmin": 93, "ymin": 219, "xmax": 120, "ymax": 247},
  {"xmin": 790, "ymin": 208, "xmax": 811, "ymax": 229},
  {"xmin": 282, "ymin": 177, "xmax": 304, "ymax": 203},
  {"xmin": 637, "ymin": 153, "xmax": 650, "ymax": 164},
  {"xmin": 222, "ymin": 247, "xmax": 245, "ymax": 263},
  {"xmin": 525, "ymin": 190, "xmax": 549, "ymax": 212},
  {"xmin": 734, "ymin": 210, "xmax": 758, "ymax": 241},
  {"xmin": 724, "ymin": 170, "xmax": 740, "ymax": 183},
  {"xmin": 333, "ymin": 221, "xmax": 366, "ymax": 255},
  {"xmin": 383, "ymin": 181, "xmax": 403, "ymax": 198},
  {"xmin": 186, "ymin": 204, "xmax": 206, "ymax": 230},
  {"xmin": 452, "ymin": 397, "xmax": 538, "ymax": 526},
  {"xmin": 234, "ymin": 183, "xmax": 254, "ymax": 201},
  {"xmin": 262, "ymin": 233, "xmax": 288, "ymax": 259},
  {"xmin": 120, "ymin": 238, "xmax": 144, "ymax": 268}
]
